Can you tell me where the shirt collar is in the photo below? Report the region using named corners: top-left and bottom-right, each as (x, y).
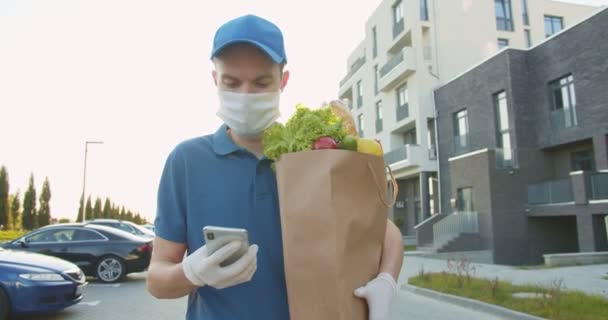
top-left (212, 124), bottom-right (241, 156)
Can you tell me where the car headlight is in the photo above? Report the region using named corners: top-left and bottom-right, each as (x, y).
top-left (19, 273), bottom-right (65, 281)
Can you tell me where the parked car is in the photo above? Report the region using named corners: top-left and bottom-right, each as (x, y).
top-left (141, 224), bottom-right (155, 233)
top-left (0, 224), bottom-right (152, 283)
top-left (0, 247), bottom-right (87, 319)
top-left (85, 219), bottom-right (155, 239)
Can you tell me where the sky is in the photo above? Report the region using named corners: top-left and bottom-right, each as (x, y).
top-left (1, 0), bottom-right (607, 223)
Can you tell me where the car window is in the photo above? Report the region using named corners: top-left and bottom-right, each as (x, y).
top-left (72, 229), bottom-right (105, 241)
top-left (128, 224), bottom-right (145, 235)
top-left (26, 230), bottom-right (57, 243)
top-left (118, 223), bottom-right (136, 234)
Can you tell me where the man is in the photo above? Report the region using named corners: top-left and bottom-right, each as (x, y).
top-left (146, 14), bottom-right (404, 320)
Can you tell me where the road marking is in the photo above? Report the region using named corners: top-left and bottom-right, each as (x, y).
top-left (89, 283), bottom-right (121, 288)
top-left (78, 300), bottom-right (101, 307)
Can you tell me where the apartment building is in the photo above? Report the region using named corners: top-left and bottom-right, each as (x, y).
top-left (338, 0), bottom-right (600, 240)
top-left (431, 8), bottom-right (608, 265)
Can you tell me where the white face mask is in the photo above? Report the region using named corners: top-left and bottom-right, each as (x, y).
top-left (217, 90), bottom-right (281, 138)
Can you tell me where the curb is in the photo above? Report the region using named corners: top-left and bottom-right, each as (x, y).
top-left (401, 284), bottom-right (547, 320)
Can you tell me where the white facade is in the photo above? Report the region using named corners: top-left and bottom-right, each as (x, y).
top-left (338, 0), bottom-right (600, 234)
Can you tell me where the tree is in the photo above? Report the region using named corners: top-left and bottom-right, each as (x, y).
top-left (10, 191), bottom-right (21, 230)
top-left (22, 174), bottom-right (37, 230)
top-left (85, 196), bottom-right (93, 221)
top-left (93, 198), bottom-right (102, 219)
top-left (119, 207), bottom-right (126, 220)
top-left (58, 218), bottom-right (71, 223)
top-left (126, 210), bottom-right (134, 222)
top-left (0, 166), bottom-right (8, 230)
top-left (102, 198), bottom-right (112, 219)
top-left (38, 177), bottom-right (51, 227)
top-left (111, 204), bottom-right (119, 219)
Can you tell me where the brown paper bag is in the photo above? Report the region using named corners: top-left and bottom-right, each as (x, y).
top-left (276, 149), bottom-right (397, 320)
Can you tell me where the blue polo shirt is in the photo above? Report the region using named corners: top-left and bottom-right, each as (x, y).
top-left (155, 125), bottom-right (289, 320)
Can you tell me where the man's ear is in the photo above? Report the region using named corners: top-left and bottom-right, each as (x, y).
top-left (280, 70), bottom-right (290, 92)
top-left (212, 70), bottom-right (218, 87)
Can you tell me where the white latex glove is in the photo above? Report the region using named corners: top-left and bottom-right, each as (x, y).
top-left (354, 272), bottom-right (397, 320)
top-left (182, 240), bottom-right (258, 289)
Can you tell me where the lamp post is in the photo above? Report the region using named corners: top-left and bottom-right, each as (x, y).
top-left (80, 141), bottom-right (103, 222)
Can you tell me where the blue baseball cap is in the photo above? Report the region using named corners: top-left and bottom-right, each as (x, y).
top-left (211, 14), bottom-right (287, 64)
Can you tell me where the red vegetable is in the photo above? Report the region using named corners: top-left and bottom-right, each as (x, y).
top-left (313, 137), bottom-right (338, 150)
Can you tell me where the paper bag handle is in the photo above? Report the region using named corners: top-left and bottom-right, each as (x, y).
top-left (367, 162), bottom-right (398, 208)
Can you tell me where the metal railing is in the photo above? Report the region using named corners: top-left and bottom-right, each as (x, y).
top-left (339, 56), bottom-right (366, 87)
top-left (591, 173), bottom-right (608, 200)
top-left (527, 178), bottom-right (573, 205)
top-left (384, 145), bottom-right (408, 165)
top-left (433, 211), bottom-right (479, 249)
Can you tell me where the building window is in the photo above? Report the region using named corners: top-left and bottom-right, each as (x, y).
top-left (453, 109), bottom-right (469, 154)
top-left (495, 0), bottom-right (514, 31)
top-left (396, 84), bottom-right (409, 121)
top-left (544, 15), bottom-right (563, 38)
top-left (549, 74), bottom-right (577, 128)
top-left (374, 65), bottom-right (379, 95)
top-left (456, 187), bottom-right (474, 212)
top-left (420, 0), bottom-right (429, 21)
top-left (372, 27), bottom-right (378, 59)
top-left (356, 80), bottom-right (363, 108)
top-left (498, 38), bottom-right (510, 50)
top-left (376, 101), bottom-right (383, 133)
top-left (571, 150), bottom-right (595, 172)
top-left (524, 29), bottom-right (532, 48)
top-left (494, 91), bottom-right (514, 167)
top-left (393, 0), bottom-right (404, 37)
top-left (357, 114), bottom-right (364, 137)
top-left (521, 0), bottom-right (530, 26)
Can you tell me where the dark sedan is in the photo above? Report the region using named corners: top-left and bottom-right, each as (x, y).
top-left (0, 224), bottom-right (152, 283)
top-left (0, 247), bottom-right (86, 319)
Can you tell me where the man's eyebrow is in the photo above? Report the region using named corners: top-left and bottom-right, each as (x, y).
top-left (220, 74), bottom-right (239, 82)
top-left (253, 75), bottom-right (274, 82)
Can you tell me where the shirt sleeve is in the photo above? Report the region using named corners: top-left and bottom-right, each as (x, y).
top-left (154, 147), bottom-right (188, 244)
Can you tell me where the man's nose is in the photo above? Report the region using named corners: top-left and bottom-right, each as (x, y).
top-left (237, 83), bottom-right (257, 94)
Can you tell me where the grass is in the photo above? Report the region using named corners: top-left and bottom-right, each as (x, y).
top-left (0, 230), bottom-right (26, 242)
top-left (409, 272), bottom-right (608, 320)
top-left (603, 276), bottom-right (608, 281)
top-left (403, 245), bottom-right (417, 252)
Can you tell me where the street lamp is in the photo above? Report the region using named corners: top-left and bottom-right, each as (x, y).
top-left (80, 141), bottom-right (104, 222)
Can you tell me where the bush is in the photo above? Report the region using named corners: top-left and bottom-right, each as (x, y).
top-left (0, 230), bottom-right (26, 242)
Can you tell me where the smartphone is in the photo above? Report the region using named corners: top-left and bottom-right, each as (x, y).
top-left (203, 226), bottom-right (249, 267)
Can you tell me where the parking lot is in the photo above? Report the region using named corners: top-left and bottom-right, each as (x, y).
top-left (14, 273), bottom-right (186, 320)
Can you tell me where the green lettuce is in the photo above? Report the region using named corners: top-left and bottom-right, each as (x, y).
top-left (263, 104), bottom-right (346, 161)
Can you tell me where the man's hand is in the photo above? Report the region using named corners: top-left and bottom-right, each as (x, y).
top-left (354, 272), bottom-right (397, 320)
top-left (182, 241), bottom-right (258, 289)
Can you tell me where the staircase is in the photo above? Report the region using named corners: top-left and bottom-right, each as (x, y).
top-left (418, 211), bottom-right (480, 253)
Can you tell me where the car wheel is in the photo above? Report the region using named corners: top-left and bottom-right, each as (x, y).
top-left (95, 255), bottom-right (126, 283)
top-left (0, 287), bottom-right (10, 320)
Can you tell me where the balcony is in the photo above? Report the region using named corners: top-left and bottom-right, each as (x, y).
top-left (591, 173), bottom-right (608, 200)
top-left (527, 179), bottom-right (573, 205)
top-left (550, 108), bottom-right (578, 129)
top-left (453, 134), bottom-right (470, 156)
top-left (384, 144), bottom-right (428, 171)
top-left (379, 47), bottom-right (416, 92)
top-left (339, 56), bottom-right (366, 89)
